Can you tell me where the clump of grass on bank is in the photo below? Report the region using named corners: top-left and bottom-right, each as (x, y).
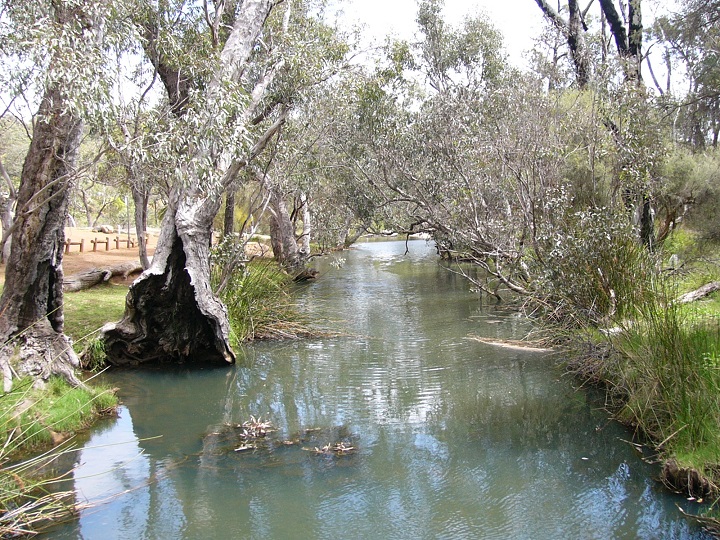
top-left (0, 376), bottom-right (118, 536)
top-left (213, 259), bottom-right (316, 345)
top-left (607, 300), bottom-right (720, 465)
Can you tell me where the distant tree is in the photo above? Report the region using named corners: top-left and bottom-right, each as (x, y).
top-left (653, 0), bottom-right (720, 149)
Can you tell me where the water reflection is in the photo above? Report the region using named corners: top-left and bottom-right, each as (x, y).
top-left (45, 240), bottom-right (711, 539)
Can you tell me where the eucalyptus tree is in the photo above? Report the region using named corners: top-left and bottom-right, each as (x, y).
top-left (102, 0), bottom-right (352, 366)
top-left (653, 0), bottom-right (720, 149)
top-left (0, 0), bottom-right (131, 389)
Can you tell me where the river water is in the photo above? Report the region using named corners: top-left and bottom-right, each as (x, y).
top-left (46, 240), bottom-right (710, 539)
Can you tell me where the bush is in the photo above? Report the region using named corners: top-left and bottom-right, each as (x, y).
top-left (529, 206), bottom-right (657, 329)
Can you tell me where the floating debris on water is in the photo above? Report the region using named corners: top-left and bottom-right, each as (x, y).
top-left (304, 441), bottom-right (356, 456)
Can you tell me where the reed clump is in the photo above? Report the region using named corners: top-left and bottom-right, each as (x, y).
top-left (211, 256), bottom-right (317, 345)
top-left (608, 298), bottom-right (720, 466)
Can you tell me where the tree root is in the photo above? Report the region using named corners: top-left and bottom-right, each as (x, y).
top-left (0, 321), bottom-right (83, 392)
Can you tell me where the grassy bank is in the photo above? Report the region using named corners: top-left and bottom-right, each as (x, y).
top-left (0, 284), bottom-right (125, 536)
top-left (560, 230), bottom-right (720, 528)
top-left (0, 376), bottom-right (118, 536)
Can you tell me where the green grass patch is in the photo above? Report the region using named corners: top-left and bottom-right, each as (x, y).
top-left (0, 376), bottom-right (117, 453)
top-left (62, 285), bottom-right (127, 347)
top-left (610, 306), bottom-right (720, 462)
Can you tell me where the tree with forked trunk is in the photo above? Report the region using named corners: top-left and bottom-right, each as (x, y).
top-left (533, 0), bottom-right (592, 88)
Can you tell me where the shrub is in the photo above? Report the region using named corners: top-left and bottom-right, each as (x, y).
top-left (529, 206), bottom-right (657, 329)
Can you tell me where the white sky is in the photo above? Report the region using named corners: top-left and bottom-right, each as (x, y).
top-left (335, 0), bottom-right (682, 72)
top-left (336, 0), bottom-right (545, 68)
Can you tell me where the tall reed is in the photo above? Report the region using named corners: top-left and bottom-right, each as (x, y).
top-left (610, 297), bottom-right (720, 463)
top-left (212, 258), bottom-right (314, 344)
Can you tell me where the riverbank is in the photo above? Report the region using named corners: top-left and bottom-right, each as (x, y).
top-left (558, 234), bottom-right (720, 533)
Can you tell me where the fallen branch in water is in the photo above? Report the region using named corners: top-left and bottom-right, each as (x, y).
top-left (467, 336), bottom-right (556, 352)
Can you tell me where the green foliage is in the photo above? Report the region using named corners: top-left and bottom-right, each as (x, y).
top-left (0, 118), bottom-right (30, 185)
top-left (81, 338), bottom-right (108, 372)
top-left (530, 206), bottom-right (657, 328)
top-left (675, 150), bottom-right (720, 240)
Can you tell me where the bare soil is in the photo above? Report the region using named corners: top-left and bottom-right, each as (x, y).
top-left (60, 227), bottom-right (158, 274)
top-left (0, 228), bottom-right (158, 287)
top-left (0, 228), bottom-right (272, 287)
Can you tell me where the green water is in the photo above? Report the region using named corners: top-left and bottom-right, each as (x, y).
top-left (47, 240), bottom-right (710, 539)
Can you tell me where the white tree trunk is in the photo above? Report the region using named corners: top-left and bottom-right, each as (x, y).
top-left (103, 0), bottom-right (278, 366)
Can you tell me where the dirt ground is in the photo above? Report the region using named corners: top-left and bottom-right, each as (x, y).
top-left (61, 227), bottom-right (158, 274)
top-left (0, 228), bottom-right (158, 286)
top-left (0, 228), bottom-right (272, 285)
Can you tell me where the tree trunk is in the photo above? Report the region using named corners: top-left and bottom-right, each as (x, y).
top-left (268, 187), bottom-right (301, 270)
top-left (599, 0), bottom-right (643, 82)
top-left (299, 192), bottom-right (311, 259)
top-left (534, 0), bottom-right (591, 88)
top-left (101, 0), bottom-right (280, 367)
top-left (131, 183), bottom-right (151, 269)
top-left (103, 189), bottom-right (233, 366)
top-left (0, 159), bottom-right (16, 264)
top-left (0, 196), bottom-right (13, 264)
top-left (567, 0), bottom-right (590, 88)
top-left (224, 189), bottom-right (236, 237)
top-left (0, 84), bottom-right (83, 390)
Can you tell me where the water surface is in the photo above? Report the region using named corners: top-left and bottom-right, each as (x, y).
top-left (47, 240), bottom-right (710, 539)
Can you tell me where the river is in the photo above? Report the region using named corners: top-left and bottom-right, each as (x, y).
top-left (45, 240), bottom-right (711, 539)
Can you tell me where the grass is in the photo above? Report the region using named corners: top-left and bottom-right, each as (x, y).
top-left (213, 259), bottom-right (317, 346)
top-left (0, 285), bottom-right (124, 535)
top-left (62, 285), bottom-right (127, 346)
top-left (608, 301), bottom-right (720, 463)
top-left (0, 377), bottom-right (117, 453)
top-left (0, 376), bottom-right (118, 536)
top-left (554, 228), bottom-right (720, 525)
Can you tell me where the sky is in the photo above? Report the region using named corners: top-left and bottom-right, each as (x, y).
top-left (334, 0), bottom-right (682, 72)
top-left (336, 0), bottom-right (545, 68)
